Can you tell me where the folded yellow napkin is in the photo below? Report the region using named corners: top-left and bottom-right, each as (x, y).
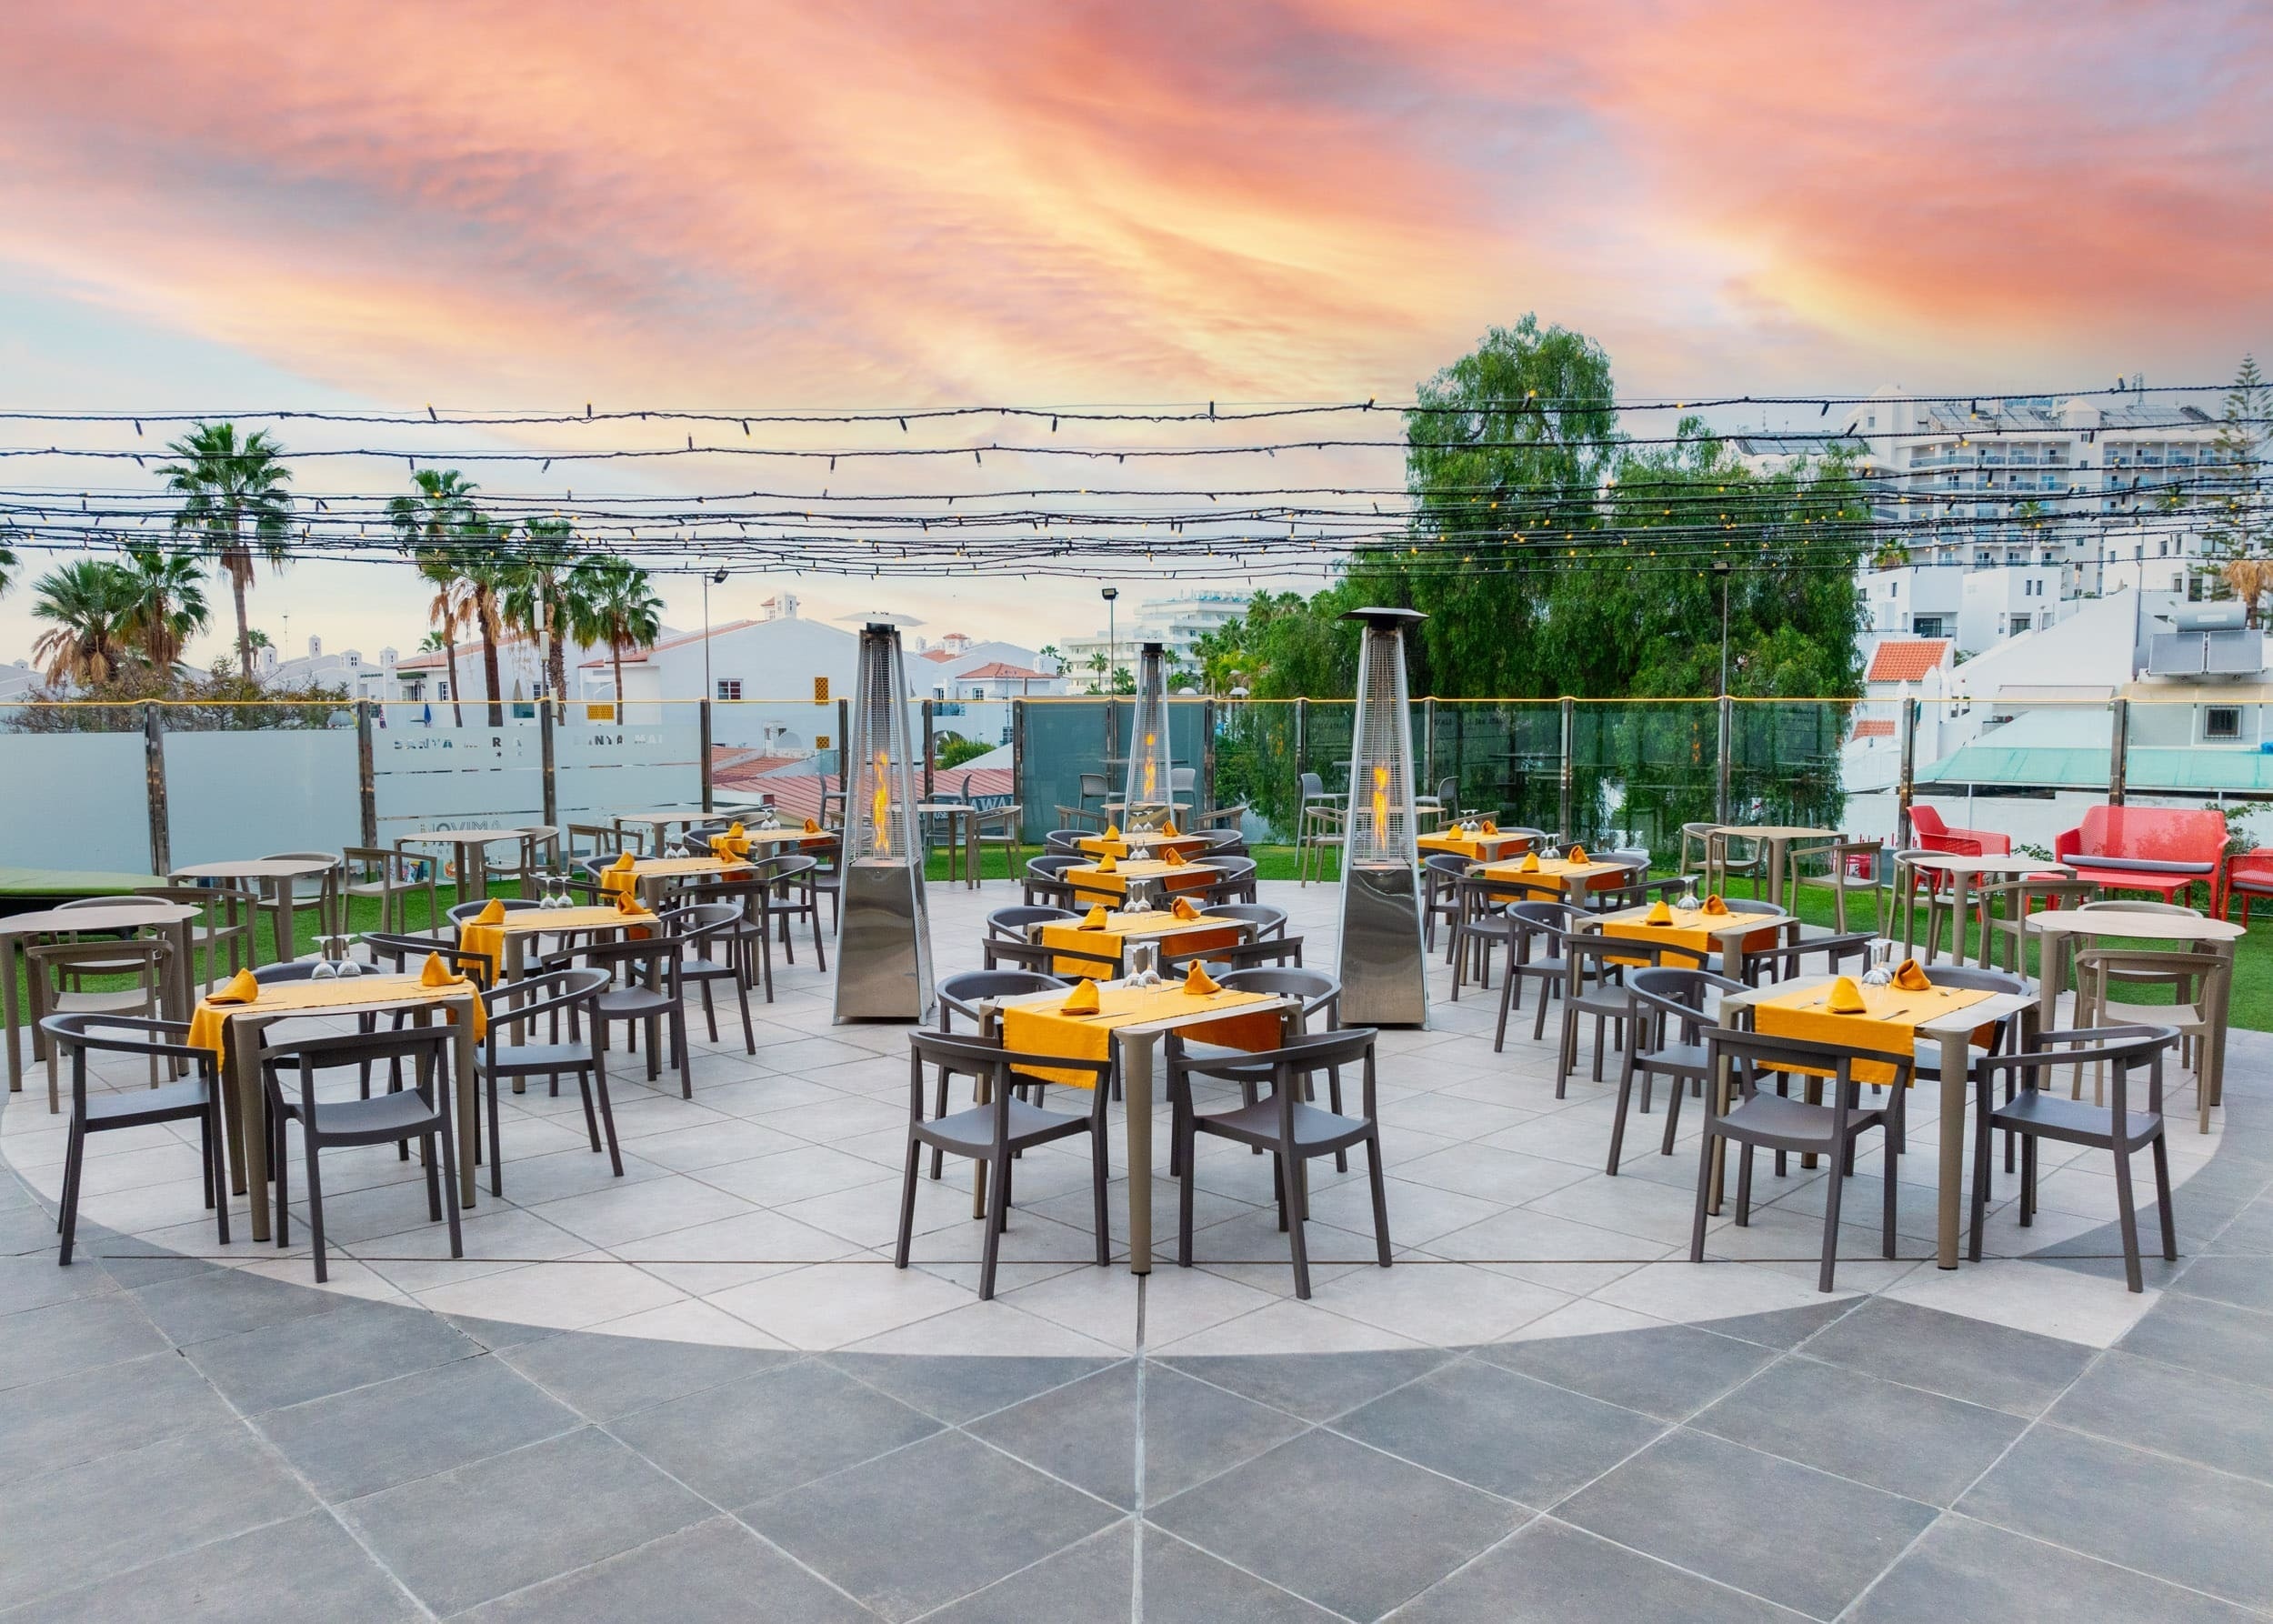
top-left (1892, 957), bottom-right (1933, 992)
top-left (802, 817), bottom-right (820, 834)
top-left (1518, 851), bottom-right (1541, 872)
top-left (1163, 847), bottom-right (1188, 867)
top-left (610, 849), bottom-right (637, 871)
top-left (1479, 819), bottom-right (1498, 835)
top-left (727, 821), bottom-right (746, 837)
top-left (1825, 976), bottom-right (1867, 1014)
top-left (1645, 900), bottom-right (1673, 925)
top-left (1102, 823), bottom-right (1121, 841)
top-left (1183, 959), bottom-right (1222, 996)
top-left (1096, 854), bottom-right (1118, 874)
top-left (1702, 894), bottom-right (1730, 916)
top-left (474, 897), bottom-right (506, 927)
top-left (711, 834), bottom-right (750, 860)
top-left (1170, 897), bottom-right (1201, 921)
top-left (1060, 978), bottom-right (1101, 1014)
top-left (1567, 845), bottom-right (1589, 866)
top-left (1161, 818), bottom-right (1179, 837)
top-left (614, 890), bottom-right (645, 916)
top-left (420, 952), bottom-right (463, 987)
top-left (208, 967), bottom-right (259, 1005)
top-left (1078, 905), bottom-right (1110, 930)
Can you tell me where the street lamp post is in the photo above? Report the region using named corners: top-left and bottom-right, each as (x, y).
top-left (1715, 559), bottom-right (1732, 697)
top-left (1100, 586), bottom-right (1118, 696)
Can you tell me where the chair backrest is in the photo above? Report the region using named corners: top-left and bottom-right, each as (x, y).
top-left (1044, 830), bottom-right (1088, 853)
top-left (1507, 897), bottom-right (1587, 934)
top-left (1907, 806), bottom-right (1948, 840)
top-left (1205, 856), bottom-right (1257, 881)
top-left (986, 905), bottom-right (1075, 938)
top-left (938, 970), bottom-right (1066, 1021)
top-left (39, 1011), bottom-right (209, 1070)
top-left (1198, 829), bottom-right (1245, 851)
top-left (2068, 805), bottom-right (2226, 865)
top-left (1205, 902), bottom-right (1287, 937)
top-left (910, 1027), bottom-right (1112, 1097)
top-left (56, 895), bottom-right (170, 914)
top-left (1298, 772), bottom-right (1326, 800)
top-left (2078, 897), bottom-right (2200, 917)
top-left (1423, 852), bottom-right (1471, 879)
top-left (1436, 777), bottom-right (1457, 803)
top-left (1919, 965), bottom-right (2028, 995)
top-left (1627, 965), bottom-right (1747, 1030)
top-left (448, 897), bottom-right (543, 924)
top-left (361, 932), bottom-right (492, 987)
top-left (252, 960), bottom-right (326, 984)
top-left (265, 850), bottom-right (340, 866)
top-left (566, 822), bottom-right (623, 858)
top-left (2075, 947), bottom-right (2228, 996)
top-left (486, 965), bottom-right (611, 1028)
top-left (1078, 773), bottom-right (1109, 798)
top-left (259, 1024), bottom-right (455, 1114)
top-left (1161, 936), bottom-right (1304, 974)
top-left (1567, 931), bottom-right (1707, 975)
top-left (1170, 767), bottom-right (1197, 794)
top-left (1707, 1025), bottom-right (1913, 1105)
top-left (1026, 853), bottom-right (1080, 877)
top-left (28, 938), bottom-right (169, 985)
top-left (1980, 1024), bottom-right (2178, 1117)
top-left (1218, 966), bottom-right (1339, 1021)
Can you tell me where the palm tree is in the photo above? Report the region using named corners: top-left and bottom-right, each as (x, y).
top-left (156, 422), bottom-right (293, 679)
top-left (115, 546), bottom-right (211, 670)
top-left (569, 556), bottom-right (663, 719)
top-left (456, 517), bottom-right (512, 727)
top-left (389, 470), bottom-right (481, 726)
top-left (31, 560), bottom-right (135, 687)
top-left (501, 519), bottom-right (581, 715)
top-left (0, 525), bottom-right (21, 601)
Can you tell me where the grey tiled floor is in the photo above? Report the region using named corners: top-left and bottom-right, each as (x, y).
top-left (6, 881), bottom-right (2273, 1618)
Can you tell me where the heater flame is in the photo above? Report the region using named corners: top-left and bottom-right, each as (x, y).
top-left (1371, 764), bottom-right (1388, 849)
top-left (1142, 732), bottom-right (1157, 799)
top-left (872, 749), bottom-right (890, 857)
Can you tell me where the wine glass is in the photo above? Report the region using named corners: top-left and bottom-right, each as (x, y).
top-left (1128, 940), bottom-right (1158, 987)
top-left (1861, 937), bottom-right (1896, 987)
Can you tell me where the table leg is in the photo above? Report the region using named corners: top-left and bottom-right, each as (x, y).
top-left (966, 816), bottom-right (980, 889)
top-left (2038, 929), bottom-right (2066, 1035)
top-left (272, 879), bottom-right (296, 964)
top-left (236, 1017), bottom-right (271, 1238)
top-left (507, 934), bottom-right (528, 1090)
top-left (453, 998), bottom-right (478, 1209)
top-left (1123, 1030), bottom-right (1157, 1274)
top-left (3, 937), bottom-right (21, 1094)
top-left (1937, 1030), bottom-right (1968, 1268)
top-left (1705, 1039), bottom-right (1730, 1215)
top-left (1898, 864), bottom-right (1918, 962)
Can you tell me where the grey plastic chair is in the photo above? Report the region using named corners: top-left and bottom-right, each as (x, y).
top-left (472, 967), bottom-right (615, 1197)
top-left (986, 905), bottom-right (1075, 940)
top-left (1616, 967), bottom-right (1747, 1174)
top-left (1554, 930), bottom-right (1709, 1093)
top-left (929, 970), bottom-right (1067, 1176)
top-left (44, 1013), bottom-right (229, 1265)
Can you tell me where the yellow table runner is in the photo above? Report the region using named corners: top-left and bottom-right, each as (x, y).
top-left (1036, 912), bottom-right (1242, 977)
top-left (188, 973), bottom-right (487, 1059)
top-left (1477, 857), bottom-right (1623, 893)
top-left (459, 906), bottom-right (658, 976)
top-left (1419, 831), bottom-right (1531, 861)
top-left (1751, 980), bottom-right (1995, 1086)
top-left (1066, 859), bottom-right (1217, 905)
top-left (1601, 907), bottom-right (1781, 967)
top-left (1002, 983), bottom-right (1283, 1088)
top-left (598, 855), bottom-right (752, 900)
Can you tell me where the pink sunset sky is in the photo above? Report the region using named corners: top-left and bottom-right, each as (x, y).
top-left (2, 0), bottom-right (2268, 668)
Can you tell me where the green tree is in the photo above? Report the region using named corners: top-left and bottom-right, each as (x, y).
top-left (115, 546), bottom-right (212, 669)
top-left (0, 525), bottom-right (19, 600)
top-left (456, 517), bottom-right (513, 728)
top-left (502, 518), bottom-right (583, 714)
top-left (570, 556), bottom-right (663, 717)
top-left (30, 559), bottom-right (136, 686)
top-left (156, 422), bottom-right (293, 680)
top-left (389, 469), bottom-right (485, 726)
top-left (2203, 355), bottom-right (2273, 587)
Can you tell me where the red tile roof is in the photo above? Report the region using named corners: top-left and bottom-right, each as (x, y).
top-left (1852, 718), bottom-right (1897, 738)
top-left (956, 661), bottom-right (1044, 680)
top-left (919, 649), bottom-right (955, 663)
top-left (1867, 639), bottom-right (1951, 683)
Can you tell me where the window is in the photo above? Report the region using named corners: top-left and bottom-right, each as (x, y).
top-left (1913, 615), bottom-right (1947, 637)
top-left (716, 679), bottom-right (742, 700)
top-left (2008, 614), bottom-right (2031, 634)
top-left (436, 682), bottom-right (449, 700)
top-left (2208, 707), bottom-right (2241, 741)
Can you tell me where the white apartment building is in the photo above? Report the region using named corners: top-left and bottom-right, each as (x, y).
top-left (914, 637), bottom-right (1067, 747)
top-left (1057, 589), bottom-right (1250, 689)
top-left (578, 612), bottom-right (852, 751)
top-left (396, 631), bottom-right (611, 715)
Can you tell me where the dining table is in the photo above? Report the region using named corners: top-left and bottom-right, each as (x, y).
top-left (1717, 971), bottom-right (2039, 1268)
top-left (191, 972), bottom-right (486, 1240)
top-left (1, 899), bottom-right (203, 1099)
top-left (595, 854), bottom-right (756, 912)
top-left (1027, 907), bottom-right (1257, 977)
top-left (977, 979), bottom-right (1298, 1272)
top-left (916, 803), bottom-right (985, 890)
top-left (1898, 852), bottom-right (2073, 965)
top-left (1706, 825), bottom-right (1837, 907)
top-left (612, 805), bottom-right (772, 854)
top-left (392, 829), bottom-right (534, 904)
top-left (1418, 828), bottom-right (1535, 864)
top-left (1062, 857), bottom-right (1219, 909)
top-left (168, 857), bottom-right (341, 962)
top-left (2028, 907), bottom-right (2243, 1129)
top-left (1591, 901), bottom-right (1787, 978)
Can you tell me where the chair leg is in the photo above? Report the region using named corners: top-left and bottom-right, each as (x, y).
top-left (2151, 1135), bottom-right (2177, 1262)
top-left (1089, 1124), bottom-right (1110, 1268)
top-left (2110, 1137), bottom-right (2145, 1293)
top-left (978, 1149), bottom-right (1008, 1300)
top-left (1688, 1128), bottom-right (1716, 1263)
top-left (56, 1118), bottom-right (85, 1265)
top-left (1366, 1132), bottom-right (1392, 1267)
top-left (1968, 1099), bottom-right (1994, 1263)
top-left (1881, 1128), bottom-right (1898, 1259)
top-left (1285, 1146), bottom-right (1313, 1299)
top-left (303, 1120), bottom-right (329, 1284)
top-left (929, 1066), bottom-right (950, 1180)
top-left (895, 1133), bottom-right (920, 1269)
top-left (1608, 1049), bottom-right (1638, 1175)
top-left (1177, 1114), bottom-right (1197, 1267)
top-left (433, 1110), bottom-right (464, 1261)
top-left (1736, 1143), bottom-right (1754, 1225)
top-left (1816, 1134), bottom-right (1846, 1293)
top-left (1659, 1067), bottom-right (1687, 1157)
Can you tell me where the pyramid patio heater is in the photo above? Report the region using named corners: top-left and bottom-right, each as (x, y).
top-left (832, 617), bottom-right (935, 1022)
top-left (1121, 641), bottom-right (1175, 832)
top-left (1337, 607), bottom-right (1428, 1027)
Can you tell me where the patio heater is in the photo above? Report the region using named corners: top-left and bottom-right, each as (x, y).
top-left (832, 617), bottom-right (935, 1022)
top-left (1337, 607), bottom-right (1428, 1027)
top-left (1121, 640), bottom-right (1175, 832)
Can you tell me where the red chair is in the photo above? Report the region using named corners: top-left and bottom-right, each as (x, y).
top-left (2055, 807), bottom-right (2227, 913)
top-left (1908, 805), bottom-right (2010, 858)
top-left (2226, 848), bottom-right (2273, 924)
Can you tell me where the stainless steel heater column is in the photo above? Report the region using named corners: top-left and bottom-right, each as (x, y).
top-left (1121, 641), bottom-right (1175, 832)
top-left (833, 619), bottom-right (936, 1022)
top-left (1337, 607), bottom-right (1428, 1027)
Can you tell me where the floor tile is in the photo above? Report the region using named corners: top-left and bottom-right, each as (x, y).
top-left (825, 1350), bottom-right (1114, 1424)
top-left (2170, 1253), bottom-right (2273, 1314)
top-left (705, 1260), bottom-right (975, 1348)
top-left (500, 1327), bottom-right (796, 1419)
top-left (1160, 1345), bottom-right (1457, 1422)
top-left (2116, 1290), bottom-right (2273, 1389)
top-left (1690, 1354), bottom-right (2026, 1505)
top-left (1477, 1314), bottom-right (1777, 1421)
top-left (919, 1521), bottom-right (1133, 1624)
top-left (130, 1265), bottom-right (338, 1344)
top-left (1883, 1258), bottom-right (2158, 1348)
top-left (1392, 1516), bottom-right (1804, 1622)
top-left (0, 1289), bottom-right (172, 1391)
top-left (338, 1427), bottom-right (713, 1616)
top-left (1557, 1428), bottom-right (1937, 1619)
top-left (1141, 1528), bottom-right (1343, 1623)
top-left (610, 1358), bottom-right (942, 1505)
top-left (0, 1348), bottom-right (235, 1480)
top-left (455, 1516), bottom-right (875, 1624)
top-left (1847, 1511), bottom-right (2260, 1624)
top-left (185, 1295), bottom-right (479, 1413)
top-left (1958, 1421), bottom-right (2273, 1609)
top-left (1799, 1296), bottom-right (2093, 1416)
top-left (255, 1356), bottom-right (579, 1499)
top-left (741, 1429), bottom-right (1121, 1623)
top-left (2048, 1348), bottom-right (2273, 1485)
top-left (1337, 1357), bottom-right (1664, 1505)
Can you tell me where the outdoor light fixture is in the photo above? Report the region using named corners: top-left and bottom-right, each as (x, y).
top-left (833, 615), bottom-right (934, 1022)
top-left (1337, 606), bottom-right (1428, 1026)
top-left (1101, 586), bottom-right (1119, 695)
top-left (1121, 640), bottom-right (1173, 832)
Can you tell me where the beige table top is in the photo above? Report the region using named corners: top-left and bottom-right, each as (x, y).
top-left (171, 857), bottom-right (338, 881)
top-left (1710, 824), bottom-right (1836, 841)
top-left (1724, 972), bottom-right (2037, 1038)
top-left (396, 828), bottom-right (532, 845)
top-left (1, 901), bottom-right (202, 937)
top-left (985, 980), bottom-right (1296, 1038)
top-left (2028, 908), bottom-right (2244, 943)
top-left (614, 807), bottom-right (766, 827)
top-left (1591, 903), bottom-right (1784, 937)
top-left (1902, 853), bottom-right (2070, 877)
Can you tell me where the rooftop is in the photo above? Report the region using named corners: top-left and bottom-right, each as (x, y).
top-left (1867, 637), bottom-right (1953, 682)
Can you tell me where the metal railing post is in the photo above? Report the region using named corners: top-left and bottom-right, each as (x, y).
top-left (1715, 694), bottom-right (1734, 825)
top-left (1558, 697), bottom-right (1576, 841)
top-left (2108, 697), bottom-right (2129, 805)
top-left (1897, 697), bottom-right (1918, 845)
top-left (1201, 697), bottom-right (1217, 817)
top-left (1011, 699), bottom-right (1026, 842)
top-left (143, 702), bottom-right (171, 877)
top-left (1294, 696), bottom-right (1308, 780)
top-left (539, 699), bottom-right (559, 827)
top-left (1422, 697), bottom-right (1436, 795)
top-left (922, 699), bottom-right (936, 800)
top-left (356, 700), bottom-right (377, 847)
top-left (836, 697), bottom-right (849, 777)
top-left (696, 699), bottom-right (713, 813)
